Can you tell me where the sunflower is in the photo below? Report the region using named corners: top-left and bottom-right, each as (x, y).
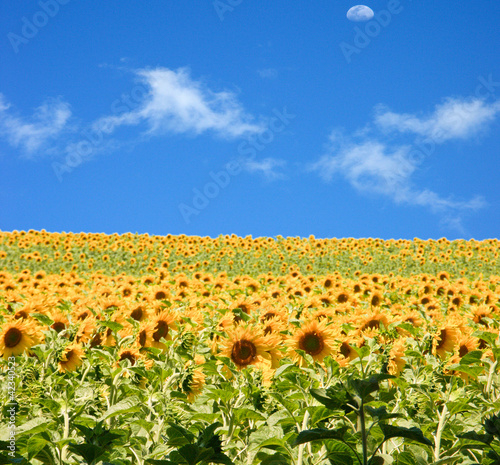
top-left (368, 290), bottom-right (384, 307)
top-left (358, 311), bottom-right (390, 333)
top-left (125, 304), bottom-right (149, 322)
top-left (287, 319), bottom-right (337, 366)
top-left (220, 325), bottom-right (274, 369)
top-left (49, 311), bottom-right (70, 334)
top-left (471, 305), bottom-right (494, 327)
top-left (387, 339), bottom-right (406, 376)
top-left (75, 317), bottom-right (98, 344)
top-left (0, 319), bottom-right (39, 358)
top-left (456, 335), bottom-right (479, 358)
top-left (136, 320), bottom-right (155, 348)
top-left (182, 360), bottom-right (206, 402)
top-left (433, 326), bottom-right (459, 359)
top-left (150, 310), bottom-right (177, 350)
top-left (337, 340), bottom-right (359, 367)
top-left (58, 343), bottom-right (85, 372)
top-left (116, 345), bottom-right (152, 370)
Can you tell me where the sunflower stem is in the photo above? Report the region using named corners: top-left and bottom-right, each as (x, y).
top-left (297, 409), bottom-right (310, 465)
top-left (358, 399), bottom-right (368, 465)
top-left (80, 361), bottom-right (92, 385)
top-left (485, 360), bottom-right (498, 398)
top-left (60, 401), bottom-right (70, 464)
top-left (433, 403), bottom-right (448, 462)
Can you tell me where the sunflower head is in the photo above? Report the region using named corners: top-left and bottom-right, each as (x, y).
top-left (58, 344), bottom-right (85, 373)
top-left (287, 319), bottom-right (337, 366)
top-left (220, 325), bottom-right (274, 370)
top-left (433, 326), bottom-right (459, 359)
top-left (0, 319), bottom-right (40, 358)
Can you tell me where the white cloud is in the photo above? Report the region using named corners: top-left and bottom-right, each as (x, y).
top-left (309, 95), bottom-right (498, 228)
top-left (240, 157), bottom-right (286, 180)
top-left (375, 97), bottom-right (500, 142)
top-left (96, 67), bottom-right (264, 139)
top-left (310, 130), bottom-right (486, 221)
top-left (0, 94), bottom-right (71, 156)
top-left (257, 68), bottom-right (278, 79)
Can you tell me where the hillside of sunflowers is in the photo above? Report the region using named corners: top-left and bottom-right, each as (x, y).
top-left (1, 230), bottom-right (500, 465)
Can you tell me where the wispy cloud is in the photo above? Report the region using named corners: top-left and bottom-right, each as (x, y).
top-left (310, 96), bottom-right (496, 230)
top-left (0, 93), bottom-right (71, 157)
top-left (240, 157), bottom-right (286, 180)
top-left (95, 67), bottom-right (264, 139)
top-left (375, 97), bottom-right (500, 142)
top-left (257, 68), bottom-right (278, 79)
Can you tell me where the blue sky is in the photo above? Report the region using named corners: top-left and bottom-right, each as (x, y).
top-left (1, 1), bottom-right (499, 240)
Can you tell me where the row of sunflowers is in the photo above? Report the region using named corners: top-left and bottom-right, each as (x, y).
top-left (1, 230), bottom-right (499, 278)
top-left (1, 231), bottom-right (500, 464)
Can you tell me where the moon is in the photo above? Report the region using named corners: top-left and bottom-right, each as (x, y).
top-left (346, 5), bottom-right (374, 22)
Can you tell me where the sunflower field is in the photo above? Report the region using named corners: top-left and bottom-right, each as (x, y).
top-left (1, 230), bottom-right (500, 465)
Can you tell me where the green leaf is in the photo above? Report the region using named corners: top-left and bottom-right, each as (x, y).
top-left (16, 417), bottom-right (53, 435)
top-left (99, 320), bottom-right (124, 332)
top-left (310, 387), bottom-right (353, 411)
top-left (164, 424), bottom-right (196, 447)
top-left (273, 363), bottom-right (296, 379)
top-left (177, 444), bottom-right (205, 465)
top-left (308, 406), bottom-right (337, 427)
top-left (68, 443), bottom-right (106, 464)
top-left (98, 396), bottom-right (141, 422)
top-left (26, 436), bottom-right (49, 460)
top-left (457, 431), bottom-right (494, 445)
top-left (255, 438), bottom-right (288, 451)
top-left (395, 451), bottom-right (417, 465)
top-left (459, 350), bottom-right (483, 365)
top-left (351, 374), bottom-right (396, 400)
top-left (327, 441), bottom-right (355, 465)
top-left (292, 427), bottom-right (348, 446)
top-left (29, 313), bottom-right (54, 326)
top-left (233, 408), bottom-right (265, 424)
top-left (379, 424), bottom-right (433, 446)
top-left (257, 452), bottom-right (290, 465)
top-left (429, 456), bottom-right (462, 465)
top-left (365, 406), bottom-right (403, 421)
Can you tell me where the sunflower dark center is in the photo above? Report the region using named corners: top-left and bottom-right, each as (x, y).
top-left (231, 340), bottom-right (257, 366)
top-left (436, 329), bottom-right (447, 349)
top-left (52, 322), bottom-right (66, 333)
top-left (64, 350), bottom-right (75, 362)
top-left (337, 293), bottom-right (349, 303)
top-left (459, 344), bottom-right (469, 357)
top-left (363, 319), bottom-right (380, 331)
top-left (5, 328), bottom-right (22, 348)
top-left (300, 332), bottom-right (324, 356)
top-left (119, 352), bottom-right (136, 365)
top-left (340, 342), bottom-right (351, 358)
top-left (138, 330), bottom-right (147, 346)
top-left (153, 321), bottom-right (169, 341)
top-left (131, 307), bottom-right (143, 321)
